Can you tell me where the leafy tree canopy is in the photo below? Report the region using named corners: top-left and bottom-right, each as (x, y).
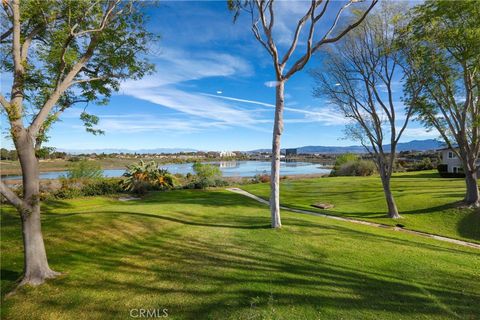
top-left (0, 0), bottom-right (156, 141)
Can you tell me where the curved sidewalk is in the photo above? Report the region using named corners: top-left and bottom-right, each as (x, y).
top-left (226, 187), bottom-right (480, 250)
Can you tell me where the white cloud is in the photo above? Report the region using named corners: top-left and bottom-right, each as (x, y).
top-left (203, 93), bottom-right (349, 126)
top-left (272, 1), bottom-right (313, 46)
top-left (201, 93), bottom-right (275, 108)
top-left (400, 127), bottom-right (439, 139)
top-left (98, 115), bottom-right (226, 134)
top-left (118, 48), bottom-right (261, 132)
top-left (295, 107), bottom-right (350, 126)
top-left (126, 86), bottom-right (256, 125)
top-left (118, 46), bottom-right (351, 134)
top-left (264, 81), bottom-right (280, 88)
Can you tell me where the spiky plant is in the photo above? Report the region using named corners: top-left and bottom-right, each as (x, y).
top-left (121, 161), bottom-right (175, 193)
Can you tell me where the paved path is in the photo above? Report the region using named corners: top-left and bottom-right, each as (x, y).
top-left (226, 188), bottom-right (480, 250)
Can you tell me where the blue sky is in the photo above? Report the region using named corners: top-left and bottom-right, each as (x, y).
top-left (1, 1), bottom-right (436, 152)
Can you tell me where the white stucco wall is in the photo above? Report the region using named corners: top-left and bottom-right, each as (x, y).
top-left (441, 150), bottom-right (462, 173)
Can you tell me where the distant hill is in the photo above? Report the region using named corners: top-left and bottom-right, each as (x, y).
top-left (250, 139), bottom-right (445, 154)
top-left (59, 139), bottom-right (444, 155)
top-left (60, 148), bottom-right (197, 155)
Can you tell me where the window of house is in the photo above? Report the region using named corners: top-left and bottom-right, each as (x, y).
top-left (448, 151), bottom-right (456, 159)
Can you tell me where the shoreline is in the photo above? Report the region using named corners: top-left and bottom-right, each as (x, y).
top-left (1, 160), bottom-right (332, 179)
top-left (0, 158), bottom-right (334, 176)
top-left (2, 172), bottom-right (330, 187)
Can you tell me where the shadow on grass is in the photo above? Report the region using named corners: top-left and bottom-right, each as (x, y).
top-left (27, 225), bottom-right (480, 319)
top-left (457, 209), bottom-right (480, 241)
top-left (52, 210), bottom-right (272, 230)
top-left (391, 172), bottom-right (443, 179)
top-left (2, 188), bottom-right (479, 318)
top-left (2, 198), bottom-right (479, 319)
top-left (0, 269), bottom-right (21, 281)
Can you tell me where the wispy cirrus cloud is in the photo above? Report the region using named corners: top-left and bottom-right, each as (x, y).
top-left (203, 93), bottom-right (349, 126)
top-left (99, 116), bottom-right (227, 134)
top-left (122, 47), bottom-right (253, 89)
top-left (116, 44), bottom-right (349, 134)
top-left (400, 127), bottom-right (439, 139)
top-left (124, 86), bottom-right (258, 125)
top-left (117, 48), bottom-right (265, 132)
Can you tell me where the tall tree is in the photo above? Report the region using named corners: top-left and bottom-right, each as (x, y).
top-left (312, 2), bottom-right (418, 218)
top-left (0, 0), bottom-right (155, 286)
top-left (400, 0), bottom-right (480, 207)
top-left (229, 0), bottom-right (377, 228)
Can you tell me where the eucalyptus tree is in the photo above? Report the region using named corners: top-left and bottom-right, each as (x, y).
top-left (229, 0), bottom-right (377, 228)
top-left (0, 0), bottom-right (155, 286)
top-left (312, 2), bottom-right (419, 218)
top-left (400, 0), bottom-right (480, 207)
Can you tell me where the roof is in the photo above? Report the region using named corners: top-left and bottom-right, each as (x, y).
top-left (436, 146), bottom-right (459, 151)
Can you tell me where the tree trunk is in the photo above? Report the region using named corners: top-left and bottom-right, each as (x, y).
top-left (270, 80), bottom-right (285, 228)
top-left (20, 203), bottom-right (59, 285)
top-left (15, 130), bottom-right (59, 286)
top-left (378, 162), bottom-right (401, 219)
top-left (464, 164), bottom-right (480, 207)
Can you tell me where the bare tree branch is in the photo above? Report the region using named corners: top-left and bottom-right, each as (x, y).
top-left (284, 0), bottom-right (377, 79)
top-left (0, 180), bottom-right (27, 212)
top-left (0, 26), bottom-right (13, 42)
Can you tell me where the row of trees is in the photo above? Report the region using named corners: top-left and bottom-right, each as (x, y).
top-left (314, 0), bottom-right (480, 218)
top-left (1, 147), bottom-right (67, 160)
top-left (231, 0), bottom-right (479, 222)
top-left (0, 0), bottom-right (478, 287)
top-left (0, 148), bottom-right (18, 161)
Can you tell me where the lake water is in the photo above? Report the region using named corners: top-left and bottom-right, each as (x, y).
top-left (1, 161), bottom-right (331, 181)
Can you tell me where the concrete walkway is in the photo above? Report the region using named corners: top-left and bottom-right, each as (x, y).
top-left (226, 187), bottom-right (480, 250)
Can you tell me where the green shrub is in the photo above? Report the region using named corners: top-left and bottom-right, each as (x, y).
top-left (192, 162), bottom-right (222, 179)
top-left (52, 180), bottom-right (83, 199)
top-left (409, 158), bottom-right (435, 171)
top-left (51, 178), bottom-right (123, 199)
top-left (437, 164), bottom-right (448, 173)
top-left (437, 164), bottom-right (465, 178)
top-left (65, 159), bottom-right (103, 179)
top-left (81, 179), bottom-right (123, 196)
top-left (331, 153), bottom-right (360, 176)
top-left (184, 163), bottom-right (227, 189)
top-left (337, 160), bottom-right (376, 176)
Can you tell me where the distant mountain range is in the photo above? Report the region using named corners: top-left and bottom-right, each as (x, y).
top-left (59, 148), bottom-right (197, 155)
top-left (59, 139), bottom-right (445, 155)
top-left (249, 139), bottom-right (445, 154)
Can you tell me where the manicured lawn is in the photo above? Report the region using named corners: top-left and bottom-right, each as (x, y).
top-left (1, 189), bottom-right (479, 319)
top-left (242, 170), bottom-right (480, 243)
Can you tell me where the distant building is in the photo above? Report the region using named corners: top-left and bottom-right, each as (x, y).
top-left (285, 148), bottom-right (297, 157)
top-left (219, 151), bottom-right (235, 157)
top-left (438, 147), bottom-right (479, 174)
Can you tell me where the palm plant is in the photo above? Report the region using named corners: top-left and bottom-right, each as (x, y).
top-left (121, 160), bottom-right (174, 193)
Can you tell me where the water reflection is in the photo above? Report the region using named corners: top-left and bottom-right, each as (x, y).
top-left (2, 161), bottom-right (331, 180)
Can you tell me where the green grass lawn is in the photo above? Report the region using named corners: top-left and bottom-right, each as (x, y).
top-left (1, 189), bottom-right (479, 319)
top-left (242, 170), bottom-right (480, 243)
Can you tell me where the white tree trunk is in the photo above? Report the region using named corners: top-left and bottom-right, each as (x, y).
top-left (381, 177), bottom-right (401, 219)
top-left (378, 160), bottom-right (401, 219)
top-left (270, 80), bottom-right (285, 228)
